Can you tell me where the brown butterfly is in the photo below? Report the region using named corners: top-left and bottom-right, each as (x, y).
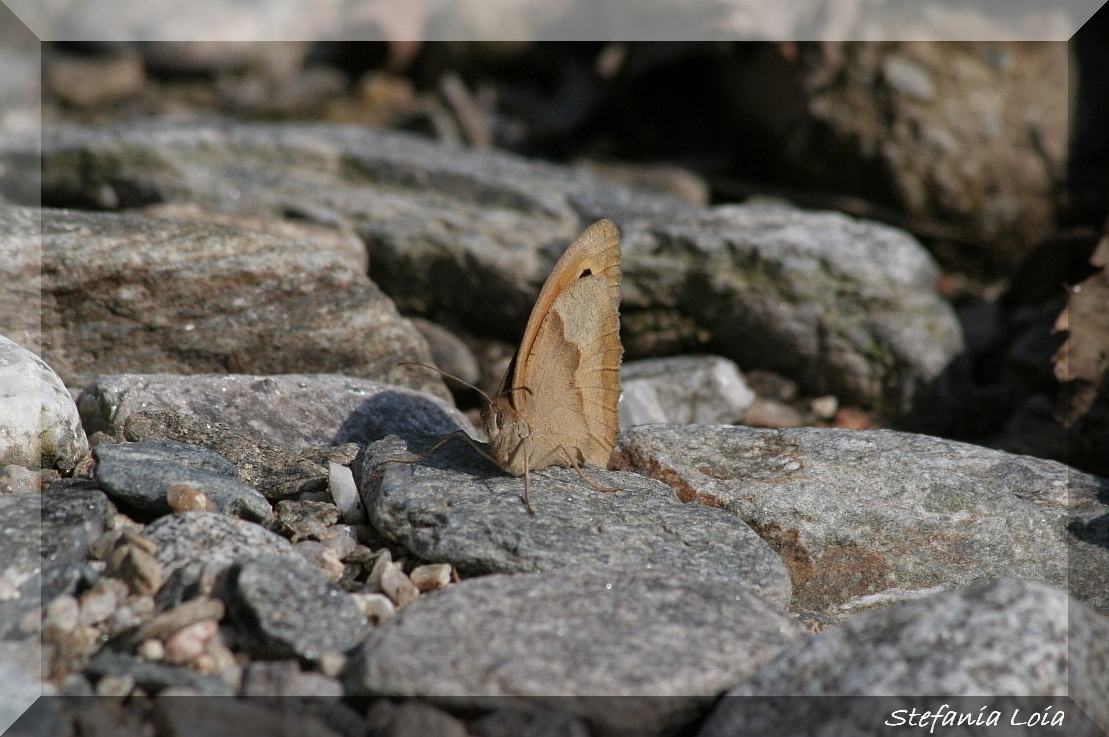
top-left (481, 218), bottom-right (623, 511)
top-left (400, 219), bottom-right (623, 514)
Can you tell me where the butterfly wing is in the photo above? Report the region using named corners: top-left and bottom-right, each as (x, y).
top-left (511, 218), bottom-right (621, 389)
top-left (489, 219), bottom-right (621, 472)
top-left (518, 272), bottom-right (622, 469)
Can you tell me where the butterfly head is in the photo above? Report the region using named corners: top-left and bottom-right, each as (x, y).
top-left (481, 391), bottom-right (532, 475)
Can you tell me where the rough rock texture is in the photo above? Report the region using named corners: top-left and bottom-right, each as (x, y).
top-left (789, 42), bottom-right (1067, 275)
top-left (78, 373), bottom-right (471, 452)
top-left (356, 436), bottom-right (792, 608)
top-left (346, 566), bottom-right (804, 737)
top-left (143, 511), bottom-right (301, 579)
top-left (84, 650), bottom-right (234, 696)
top-left (9, 122), bottom-right (965, 429)
top-left (699, 578), bottom-right (1109, 736)
top-left (226, 557), bottom-right (369, 661)
top-left (611, 424), bottom-right (1109, 617)
top-left (619, 206), bottom-right (967, 432)
top-left (117, 410), bottom-right (329, 502)
top-left (620, 354), bottom-right (754, 427)
top-left (0, 206), bottom-right (447, 398)
top-left (0, 335), bottom-right (89, 470)
top-left (150, 696), bottom-right (344, 737)
top-left (93, 439), bottom-right (272, 522)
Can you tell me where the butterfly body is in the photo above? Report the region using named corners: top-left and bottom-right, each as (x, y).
top-left (481, 219), bottom-right (623, 482)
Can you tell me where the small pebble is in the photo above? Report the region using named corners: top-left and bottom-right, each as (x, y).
top-left (328, 461), bottom-right (364, 524)
top-left (164, 619), bottom-right (220, 664)
top-left (195, 639), bottom-right (239, 678)
top-left (743, 397), bottom-right (804, 428)
top-left (137, 638), bottom-right (165, 661)
top-left (367, 549), bottom-right (392, 586)
top-left (107, 542), bottom-right (163, 596)
top-left (409, 563), bottom-right (453, 592)
top-left (42, 594), bottom-right (80, 638)
top-left (294, 541), bottom-right (345, 582)
top-left (315, 652), bottom-right (346, 678)
top-left (380, 562), bottom-right (420, 609)
top-left (167, 483), bottom-right (211, 512)
top-left (78, 585), bottom-right (119, 627)
top-left (95, 673), bottom-right (136, 698)
top-left (810, 395), bottom-right (839, 420)
top-left (353, 592), bottom-right (396, 625)
top-left (320, 524), bottom-right (358, 560)
top-left (135, 597), bottom-right (226, 642)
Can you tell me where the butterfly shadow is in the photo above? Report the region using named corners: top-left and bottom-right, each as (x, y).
top-left (332, 390), bottom-right (501, 479)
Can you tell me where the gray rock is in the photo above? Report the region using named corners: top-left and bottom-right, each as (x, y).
top-left (0, 464), bottom-right (40, 494)
top-left (619, 206), bottom-right (967, 432)
top-left (119, 409), bottom-right (328, 502)
top-left (273, 499), bottom-right (340, 541)
top-left (699, 579), bottom-right (1109, 736)
top-left (240, 659), bottom-right (343, 698)
top-left (41, 483), bottom-right (116, 568)
top-left (365, 701), bottom-right (468, 737)
top-left (473, 708), bottom-right (590, 737)
top-left (0, 335), bottom-right (89, 471)
top-left (226, 556), bottom-right (369, 661)
top-left (346, 566), bottom-right (804, 737)
top-left (13, 121), bottom-right (966, 428)
top-left (5, 484), bottom-right (115, 610)
top-left (78, 373), bottom-right (471, 452)
top-left (144, 511), bottom-right (301, 579)
top-left (0, 205), bottom-right (446, 398)
top-left (356, 436), bottom-right (792, 608)
top-left (409, 317), bottom-right (482, 391)
top-left (620, 355), bottom-right (754, 427)
top-left (94, 439), bottom-right (272, 522)
top-left (612, 424), bottom-right (1109, 618)
top-left (0, 493), bottom-right (44, 637)
top-left (151, 696), bottom-right (344, 737)
top-left (0, 639), bottom-right (49, 737)
top-left (85, 650), bottom-right (234, 696)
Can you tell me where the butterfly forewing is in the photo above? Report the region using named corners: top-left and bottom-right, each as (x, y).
top-left (485, 218), bottom-right (623, 475)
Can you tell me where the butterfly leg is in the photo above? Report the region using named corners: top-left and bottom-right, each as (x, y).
top-left (554, 445), bottom-right (620, 493)
top-left (379, 430), bottom-right (500, 468)
top-left (522, 444), bottom-right (536, 516)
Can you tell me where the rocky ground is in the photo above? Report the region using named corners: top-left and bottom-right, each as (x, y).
top-left (1, 34), bottom-right (1108, 737)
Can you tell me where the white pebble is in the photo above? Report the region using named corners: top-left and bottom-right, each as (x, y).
top-left (164, 619), bottom-right (219, 664)
top-left (353, 592), bottom-right (396, 625)
top-left (409, 563), bottom-right (453, 592)
top-left (328, 461), bottom-right (364, 524)
top-left (380, 562), bottom-right (420, 609)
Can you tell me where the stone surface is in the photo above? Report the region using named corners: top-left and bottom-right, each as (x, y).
top-left (84, 650), bottom-right (234, 696)
top-left (356, 436), bottom-right (792, 608)
top-left (0, 640), bottom-right (47, 737)
top-left (78, 373), bottom-right (471, 452)
top-left (365, 701), bottom-right (468, 737)
top-left (119, 410), bottom-right (328, 502)
top-left (0, 205), bottom-right (447, 398)
top-left (611, 424), bottom-right (1109, 617)
top-left (0, 335), bottom-right (89, 471)
top-left (699, 579), bottom-right (1109, 736)
top-left (620, 354), bottom-right (754, 427)
top-left (347, 566), bottom-right (804, 737)
top-left (8, 121), bottom-right (965, 429)
top-left (619, 206), bottom-right (968, 432)
top-left (226, 557), bottom-right (370, 661)
top-left (151, 692), bottom-right (346, 737)
top-left (143, 511), bottom-right (301, 579)
top-left (94, 439), bottom-right (272, 522)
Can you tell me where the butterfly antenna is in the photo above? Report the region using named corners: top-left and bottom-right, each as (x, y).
top-left (399, 361), bottom-right (495, 404)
